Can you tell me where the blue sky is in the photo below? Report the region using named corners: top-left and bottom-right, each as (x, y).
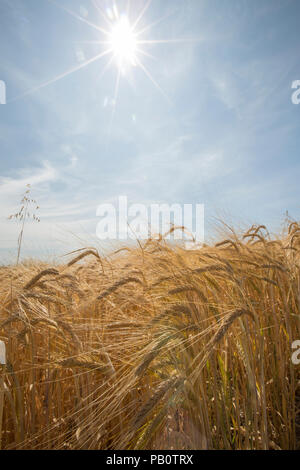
top-left (0, 0), bottom-right (300, 262)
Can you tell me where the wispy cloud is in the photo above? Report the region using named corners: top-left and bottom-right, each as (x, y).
top-left (0, 161), bottom-right (56, 197)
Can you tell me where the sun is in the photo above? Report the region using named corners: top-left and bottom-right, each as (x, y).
top-left (13, 0), bottom-right (200, 118)
top-left (109, 16), bottom-right (137, 68)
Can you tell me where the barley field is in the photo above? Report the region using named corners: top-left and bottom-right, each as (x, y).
top-left (0, 222), bottom-right (300, 450)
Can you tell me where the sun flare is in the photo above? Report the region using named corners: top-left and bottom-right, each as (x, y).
top-left (14, 0), bottom-right (199, 126)
top-left (109, 16), bottom-right (137, 67)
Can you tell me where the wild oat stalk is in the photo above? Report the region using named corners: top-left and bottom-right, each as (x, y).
top-left (8, 184), bottom-right (40, 265)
